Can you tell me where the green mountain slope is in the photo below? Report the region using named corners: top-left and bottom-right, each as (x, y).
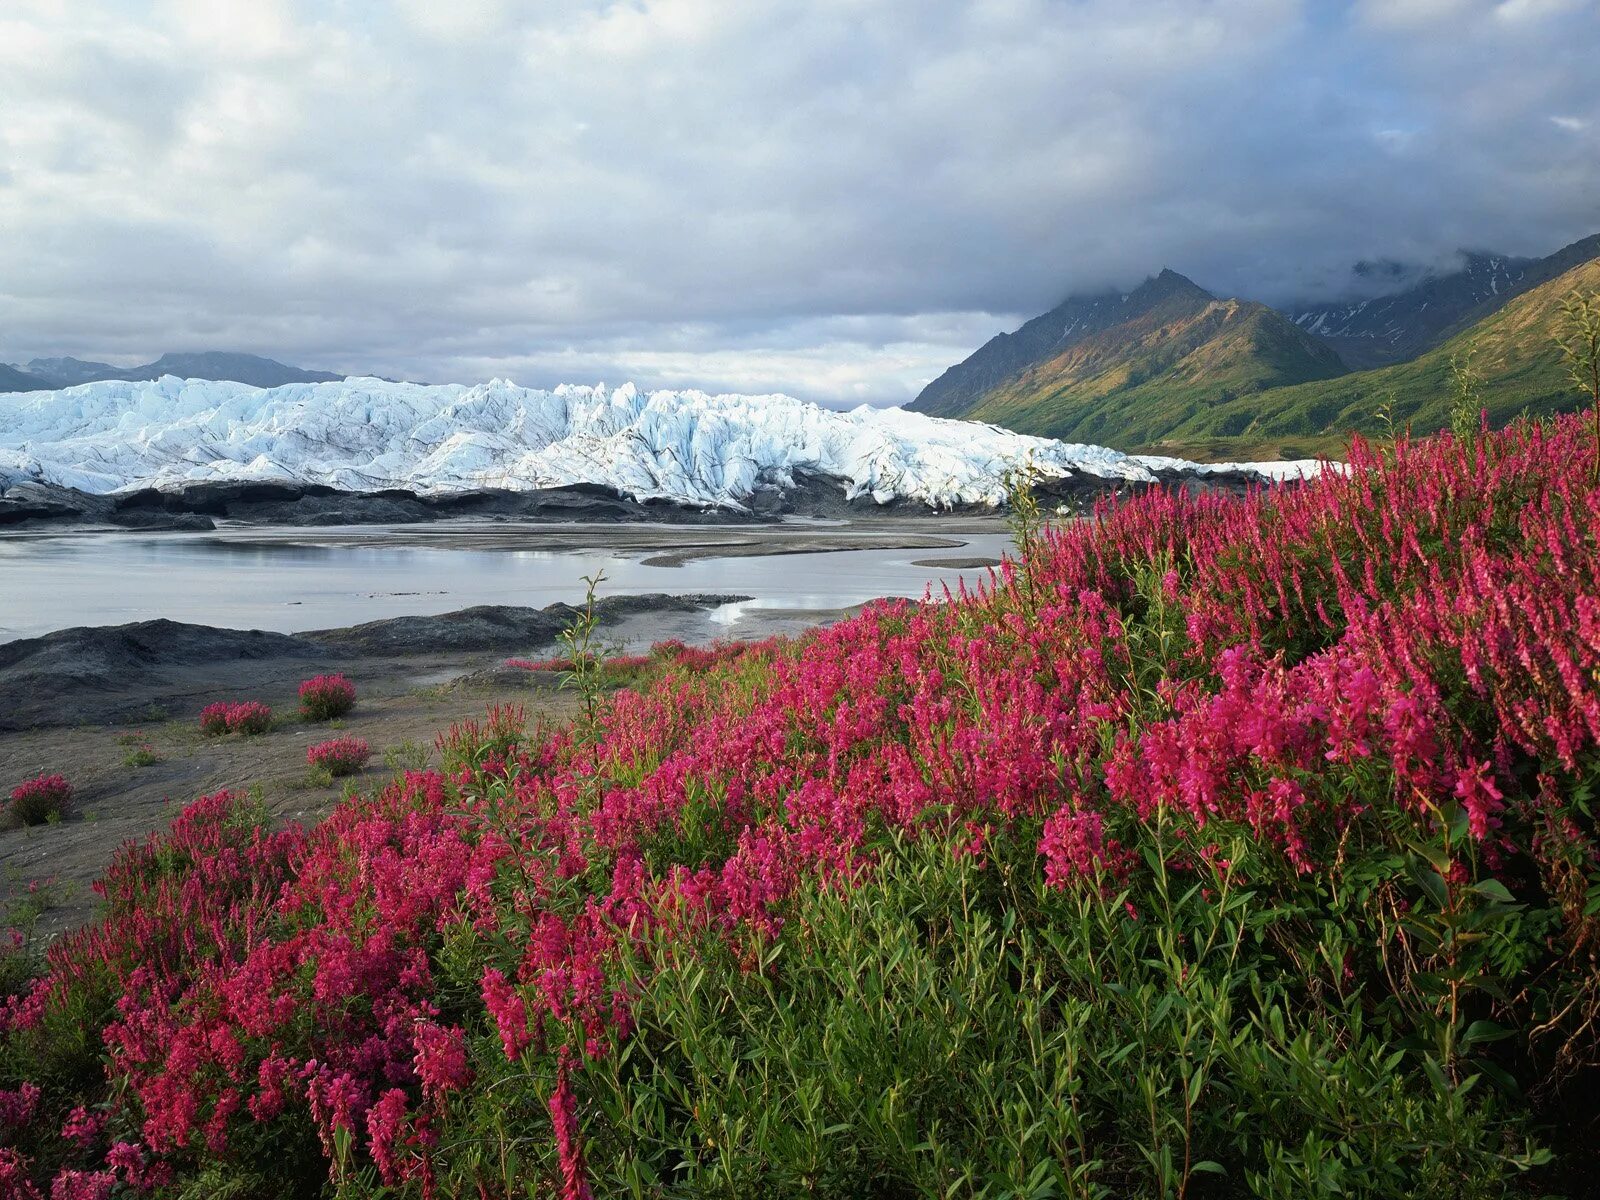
top-left (910, 269), bottom-right (1348, 442)
top-left (1143, 255), bottom-right (1600, 459)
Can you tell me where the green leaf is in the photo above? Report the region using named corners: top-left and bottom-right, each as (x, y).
top-left (1473, 1059), bottom-right (1522, 1096)
top-left (1461, 1019), bottom-right (1514, 1047)
top-left (1469, 879), bottom-right (1515, 904)
top-left (1421, 1054), bottom-right (1450, 1094)
top-left (1408, 860), bottom-right (1450, 909)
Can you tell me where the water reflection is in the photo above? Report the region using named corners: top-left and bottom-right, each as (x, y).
top-left (0, 525), bottom-right (1011, 642)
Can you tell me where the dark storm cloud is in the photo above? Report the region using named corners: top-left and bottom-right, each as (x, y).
top-left (1, 0), bottom-right (1596, 406)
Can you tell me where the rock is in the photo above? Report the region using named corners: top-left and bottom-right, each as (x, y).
top-left (105, 510), bottom-right (217, 531)
top-left (0, 620), bottom-right (325, 731)
top-left (910, 556), bottom-right (1004, 569)
top-left (302, 594), bottom-right (747, 657)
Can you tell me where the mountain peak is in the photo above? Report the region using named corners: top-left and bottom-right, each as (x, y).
top-left (1284, 235), bottom-right (1600, 369)
top-left (1136, 268), bottom-right (1212, 302)
top-left (908, 265), bottom-right (1342, 431)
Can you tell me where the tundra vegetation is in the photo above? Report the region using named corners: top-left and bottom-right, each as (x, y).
top-left (197, 702), bottom-right (274, 738)
top-left (4, 399), bottom-right (1600, 1197)
top-left (305, 739), bottom-right (372, 780)
top-left (7, 777), bottom-right (72, 828)
top-left (298, 676), bottom-right (358, 724)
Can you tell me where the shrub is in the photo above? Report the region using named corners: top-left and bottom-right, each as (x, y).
top-left (383, 740), bottom-right (430, 773)
top-left (298, 674), bottom-right (356, 721)
top-left (198, 701), bottom-right (273, 737)
top-left (8, 775), bottom-right (71, 826)
top-left (197, 702), bottom-right (232, 736)
top-left (122, 742), bottom-right (160, 768)
top-left (6, 412), bottom-right (1600, 1196)
top-left (306, 737), bottom-right (370, 778)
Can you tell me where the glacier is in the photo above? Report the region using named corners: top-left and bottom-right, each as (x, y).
top-left (0, 376), bottom-right (1320, 510)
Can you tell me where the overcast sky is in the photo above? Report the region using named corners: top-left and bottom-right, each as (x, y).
top-left (1, 0), bottom-right (1597, 406)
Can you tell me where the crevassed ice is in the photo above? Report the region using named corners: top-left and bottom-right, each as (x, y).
top-left (0, 376), bottom-right (1322, 509)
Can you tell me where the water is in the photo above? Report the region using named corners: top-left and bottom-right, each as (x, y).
top-left (0, 522), bottom-right (1013, 643)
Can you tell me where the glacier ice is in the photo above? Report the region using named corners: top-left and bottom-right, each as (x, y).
top-left (0, 376), bottom-right (1321, 510)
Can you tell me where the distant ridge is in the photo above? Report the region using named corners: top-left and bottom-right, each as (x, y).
top-left (907, 268), bottom-right (1347, 444)
top-left (0, 363), bottom-right (54, 393)
top-left (21, 357), bottom-right (125, 387)
top-left (2, 352), bottom-right (344, 392)
top-left (1161, 253), bottom-right (1600, 454)
top-left (1287, 233), bottom-right (1600, 369)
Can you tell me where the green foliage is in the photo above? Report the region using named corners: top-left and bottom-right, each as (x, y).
top-left (559, 569), bottom-right (609, 734)
top-left (1556, 290), bottom-right (1600, 408)
top-left (1002, 455), bottom-right (1045, 558)
top-left (122, 743), bottom-right (161, 768)
top-left (572, 826), bottom-right (1549, 1199)
top-left (1556, 289), bottom-right (1600, 481)
top-left (382, 739), bottom-right (431, 773)
top-left (1448, 341), bottom-right (1485, 447)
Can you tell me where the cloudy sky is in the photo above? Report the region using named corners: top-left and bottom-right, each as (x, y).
top-left (1, 0), bottom-right (1596, 406)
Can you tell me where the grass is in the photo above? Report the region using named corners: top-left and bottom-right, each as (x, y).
top-left (382, 740), bottom-right (431, 773)
top-left (121, 744), bottom-right (161, 769)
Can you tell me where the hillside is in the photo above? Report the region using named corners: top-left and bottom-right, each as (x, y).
top-left (3, 410), bottom-right (1598, 1196)
top-left (1149, 254), bottom-right (1600, 458)
top-left (908, 269), bottom-right (1348, 440)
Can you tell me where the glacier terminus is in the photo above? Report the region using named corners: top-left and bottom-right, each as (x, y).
top-left (0, 377), bottom-right (1320, 512)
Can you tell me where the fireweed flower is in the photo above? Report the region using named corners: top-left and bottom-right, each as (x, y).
top-left (299, 674), bottom-right (357, 721)
top-left (307, 737), bottom-right (371, 777)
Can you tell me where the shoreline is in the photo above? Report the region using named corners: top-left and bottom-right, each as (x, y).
top-left (0, 515), bottom-right (1017, 645)
top-left (0, 459), bottom-right (1276, 534)
top-left (0, 593), bottom-right (766, 732)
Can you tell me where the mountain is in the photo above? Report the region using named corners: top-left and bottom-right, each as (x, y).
top-left (1151, 254), bottom-right (1600, 459)
top-left (135, 352), bottom-right (344, 388)
top-left (14, 352), bottom-right (344, 389)
top-left (910, 269), bottom-right (1209, 419)
top-left (0, 364), bottom-right (54, 393)
top-left (22, 357), bottom-right (126, 386)
top-left (0, 378), bottom-right (1309, 510)
top-left (1286, 234), bottom-right (1600, 370)
top-left (906, 269), bottom-right (1348, 443)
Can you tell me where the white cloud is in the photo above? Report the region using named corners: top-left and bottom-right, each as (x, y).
top-left (391, 0), bottom-right (512, 41)
top-left (1495, 0), bottom-right (1588, 22)
top-left (1354, 0), bottom-right (1475, 29)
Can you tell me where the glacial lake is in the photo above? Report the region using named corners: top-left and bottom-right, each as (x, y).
top-left (0, 521), bottom-right (1015, 644)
